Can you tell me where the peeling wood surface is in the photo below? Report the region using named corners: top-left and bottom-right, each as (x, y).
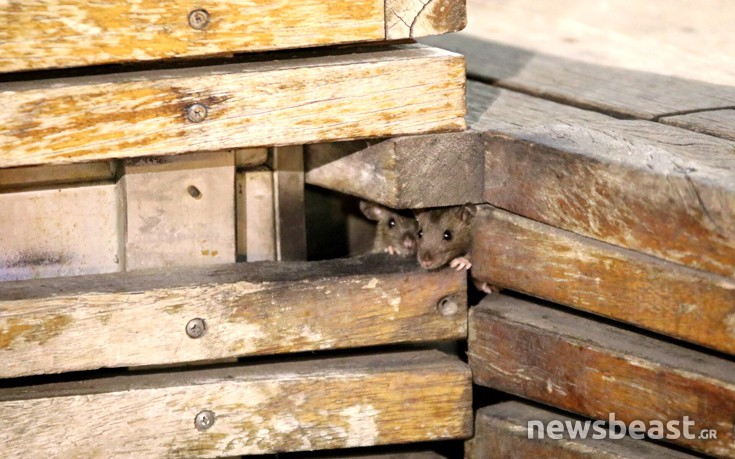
top-left (0, 44), bottom-right (466, 168)
top-left (237, 167), bottom-right (276, 261)
top-left (305, 131), bottom-right (483, 208)
top-left (471, 206), bottom-right (735, 355)
top-left (0, 350), bottom-right (472, 457)
top-left (422, 33), bottom-right (735, 121)
top-left (0, 183), bottom-right (121, 281)
top-left (0, 255), bottom-right (466, 378)
top-left (121, 151), bottom-right (235, 270)
top-left (0, 161), bottom-right (116, 191)
top-left (661, 109), bottom-right (735, 142)
top-left (466, 402), bottom-right (697, 459)
top-left (471, 82), bottom-right (735, 279)
top-left (469, 295), bottom-right (735, 458)
top-left (385, 0), bottom-right (467, 39)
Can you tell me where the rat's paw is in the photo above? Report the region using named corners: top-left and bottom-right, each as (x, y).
top-left (449, 256), bottom-right (472, 271)
top-left (384, 246), bottom-right (397, 255)
top-left (477, 281), bottom-right (500, 294)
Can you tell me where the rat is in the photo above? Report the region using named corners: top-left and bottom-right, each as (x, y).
top-left (360, 200), bottom-right (418, 256)
top-left (415, 204), bottom-right (497, 293)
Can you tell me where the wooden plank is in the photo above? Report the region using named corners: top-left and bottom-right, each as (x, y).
top-left (237, 167), bottom-right (276, 261)
top-left (305, 131), bottom-right (483, 208)
top-left (0, 350), bottom-right (472, 457)
top-left (471, 206), bottom-right (735, 355)
top-left (0, 183), bottom-right (121, 281)
top-left (421, 33), bottom-right (735, 120)
top-left (385, 0), bottom-right (467, 39)
top-left (0, 255), bottom-right (467, 378)
top-left (661, 109), bottom-right (735, 142)
top-left (271, 145), bottom-right (307, 260)
top-left (470, 82), bottom-right (735, 279)
top-left (0, 44), bottom-right (466, 168)
top-left (120, 151), bottom-right (235, 270)
top-left (469, 295), bottom-right (735, 458)
top-left (235, 147), bottom-right (268, 169)
top-left (466, 402), bottom-right (697, 459)
top-left (0, 161), bottom-right (116, 191)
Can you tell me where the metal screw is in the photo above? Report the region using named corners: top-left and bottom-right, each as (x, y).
top-left (194, 410), bottom-right (215, 431)
top-left (186, 318), bottom-right (207, 338)
top-left (187, 185), bottom-right (202, 199)
top-left (186, 103), bottom-right (208, 123)
top-left (437, 296), bottom-right (459, 316)
top-left (188, 9), bottom-right (210, 30)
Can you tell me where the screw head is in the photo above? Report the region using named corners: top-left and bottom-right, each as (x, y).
top-left (437, 296), bottom-right (459, 316)
top-left (194, 410), bottom-right (215, 431)
top-left (188, 9), bottom-right (210, 30)
top-left (186, 103), bottom-right (208, 123)
top-left (186, 318), bottom-right (207, 338)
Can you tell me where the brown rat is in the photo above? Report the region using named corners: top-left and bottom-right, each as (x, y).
top-left (360, 200), bottom-right (418, 256)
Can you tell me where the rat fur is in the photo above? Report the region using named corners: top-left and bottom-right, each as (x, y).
top-left (360, 200), bottom-right (418, 256)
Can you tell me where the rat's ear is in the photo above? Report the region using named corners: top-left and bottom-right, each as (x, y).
top-left (359, 200), bottom-right (385, 221)
top-left (460, 204), bottom-right (477, 223)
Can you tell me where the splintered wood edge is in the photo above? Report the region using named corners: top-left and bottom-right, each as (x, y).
top-left (0, 350), bottom-right (473, 457)
top-left (386, 0), bottom-right (467, 39)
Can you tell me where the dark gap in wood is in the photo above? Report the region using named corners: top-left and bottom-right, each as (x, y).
top-left (653, 105), bottom-right (735, 121)
top-left (0, 179), bottom-right (115, 195)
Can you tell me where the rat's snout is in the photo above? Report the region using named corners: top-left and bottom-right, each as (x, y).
top-left (418, 251), bottom-right (435, 269)
top-left (402, 235), bottom-right (415, 250)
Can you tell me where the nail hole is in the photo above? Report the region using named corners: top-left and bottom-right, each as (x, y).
top-left (188, 185), bottom-right (202, 199)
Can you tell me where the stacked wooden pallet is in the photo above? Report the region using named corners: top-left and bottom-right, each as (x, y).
top-left (0, 2), bottom-right (472, 457)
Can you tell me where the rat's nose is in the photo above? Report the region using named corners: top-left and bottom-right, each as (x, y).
top-left (403, 235), bottom-right (415, 249)
top-left (419, 252), bottom-right (434, 268)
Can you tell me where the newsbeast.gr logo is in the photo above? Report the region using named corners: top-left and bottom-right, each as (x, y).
top-left (528, 413), bottom-right (718, 441)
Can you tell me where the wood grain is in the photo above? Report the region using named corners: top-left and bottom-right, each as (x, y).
top-left (471, 82), bottom-right (735, 279)
top-left (0, 44), bottom-right (466, 168)
top-left (466, 402), bottom-right (697, 459)
top-left (0, 350), bottom-right (472, 457)
top-left (0, 183), bottom-right (121, 281)
top-left (0, 255), bottom-right (467, 378)
top-left (121, 151), bottom-right (235, 270)
top-left (305, 131), bottom-right (483, 208)
top-left (661, 109), bottom-right (735, 142)
top-left (386, 0), bottom-right (467, 39)
top-left (471, 206), bottom-right (735, 354)
top-left (469, 295), bottom-right (735, 458)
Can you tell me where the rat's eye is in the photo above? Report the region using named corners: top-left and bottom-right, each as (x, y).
top-left (443, 230), bottom-right (453, 241)
top-left (388, 218), bottom-right (396, 228)
top-left (417, 229), bottom-right (423, 239)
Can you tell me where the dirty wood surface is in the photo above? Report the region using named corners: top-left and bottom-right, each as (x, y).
top-left (0, 350), bottom-right (472, 457)
top-left (305, 131), bottom-right (483, 208)
top-left (661, 109), bottom-right (735, 142)
top-left (385, 0), bottom-right (467, 39)
top-left (469, 295), bottom-right (735, 458)
top-left (465, 402), bottom-right (698, 459)
top-left (0, 255), bottom-right (466, 378)
top-left (471, 206), bottom-right (735, 355)
top-left (0, 44), bottom-right (466, 168)
top-left (470, 82), bottom-right (735, 279)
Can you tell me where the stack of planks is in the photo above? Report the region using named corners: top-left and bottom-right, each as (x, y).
top-left (0, 1), bottom-right (473, 457)
top-left (308, 32), bottom-right (735, 459)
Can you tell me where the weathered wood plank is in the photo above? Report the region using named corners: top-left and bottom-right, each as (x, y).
top-left (469, 295), bottom-right (735, 458)
top-left (0, 44), bottom-right (466, 168)
top-left (421, 33), bottom-right (735, 120)
top-left (661, 109), bottom-right (735, 142)
top-left (305, 131), bottom-right (483, 208)
top-left (237, 167), bottom-right (276, 261)
top-left (466, 402), bottom-right (697, 459)
top-left (0, 255), bottom-right (466, 378)
top-left (271, 145), bottom-right (307, 260)
top-left (0, 161), bottom-right (116, 191)
top-left (0, 183), bottom-right (121, 281)
top-left (385, 0), bottom-right (467, 39)
top-left (471, 82), bottom-right (735, 279)
top-left (120, 151), bottom-right (235, 270)
top-left (0, 350), bottom-right (472, 457)
top-left (471, 206), bottom-right (735, 354)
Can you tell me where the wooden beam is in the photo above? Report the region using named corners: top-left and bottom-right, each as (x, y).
top-left (469, 295), bottom-right (735, 458)
top-left (660, 109), bottom-right (735, 142)
top-left (305, 131), bottom-right (483, 208)
top-left (466, 402), bottom-right (698, 459)
top-left (271, 146), bottom-right (307, 260)
top-left (0, 350), bottom-right (472, 457)
top-left (0, 161), bottom-right (116, 191)
top-left (470, 82), bottom-right (735, 279)
top-left (0, 44), bottom-right (466, 168)
top-left (471, 206), bottom-right (735, 355)
top-left (385, 0), bottom-right (467, 39)
top-left (0, 255), bottom-right (467, 378)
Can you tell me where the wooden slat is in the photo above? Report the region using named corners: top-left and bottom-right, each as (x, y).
top-left (470, 82), bottom-right (735, 279)
top-left (385, 0), bottom-right (467, 39)
top-left (471, 206), bottom-right (735, 354)
top-left (0, 44), bottom-right (466, 168)
top-left (0, 161), bottom-right (116, 191)
top-left (120, 151), bottom-right (235, 270)
top-left (466, 402), bottom-right (697, 459)
top-left (0, 183), bottom-right (121, 281)
top-left (305, 131), bottom-right (483, 208)
top-left (661, 109), bottom-right (735, 142)
top-left (0, 255), bottom-right (467, 378)
top-left (0, 350), bottom-right (472, 457)
top-left (271, 145), bottom-right (307, 261)
top-left (421, 33), bottom-right (735, 121)
top-left (469, 295), bottom-right (735, 458)
top-left (237, 167), bottom-right (276, 261)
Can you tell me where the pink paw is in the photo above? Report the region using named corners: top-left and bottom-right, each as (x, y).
top-left (449, 256), bottom-right (472, 271)
top-left (384, 246), bottom-right (397, 255)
